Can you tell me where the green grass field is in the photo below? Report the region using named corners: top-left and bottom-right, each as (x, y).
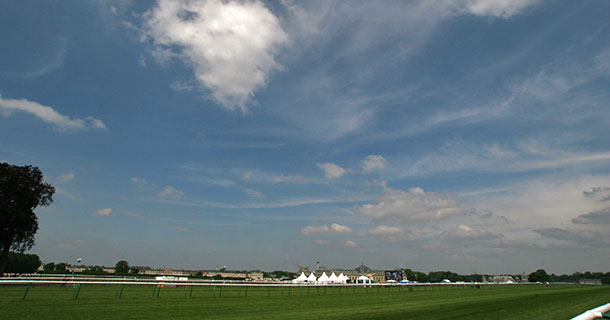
top-left (1, 284), bottom-right (608, 319)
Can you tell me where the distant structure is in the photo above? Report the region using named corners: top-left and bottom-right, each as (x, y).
top-left (315, 263), bottom-right (387, 283)
top-left (486, 275), bottom-right (515, 283)
top-left (579, 279), bottom-right (602, 285)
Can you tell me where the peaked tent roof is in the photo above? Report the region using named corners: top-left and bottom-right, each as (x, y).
top-left (329, 273), bottom-right (338, 282)
top-left (318, 272), bottom-right (329, 282)
top-left (295, 272), bottom-right (308, 281)
top-left (307, 273), bottom-right (317, 282)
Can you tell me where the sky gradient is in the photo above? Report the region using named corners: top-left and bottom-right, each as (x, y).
top-left (1, 0), bottom-right (609, 275)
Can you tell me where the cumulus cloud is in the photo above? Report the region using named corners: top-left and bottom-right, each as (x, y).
top-left (143, 0), bottom-right (288, 112)
top-left (159, 186), bottom-right (184, 198)
top-left (300, 223), bottom-right (352, 235)
top-left (96, 208), bottom-right (112, 216)
top-left (464, 0), bottom-right (541, 18)
top-left (368, 225), bottom-right (402, 235)
top-left (441, 225), bottom-right (502, 242)
top-left (362, 155), bottom-right (386, 173)
top-left (342, 240), bottom-right (358, 248)
top-left (317, 162), bottom-right (346, 179)
top-left (572, 207), bottom-right (610, 225)
top-left (57, 172), bottom-right (74, 183)
top-left (357, 183), bottom-right (461, 221)
top-left (0, 96), bottom-right (106, 131)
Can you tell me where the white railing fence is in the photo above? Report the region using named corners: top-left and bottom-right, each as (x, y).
top-left (570, 303), bottom-right (610, 320)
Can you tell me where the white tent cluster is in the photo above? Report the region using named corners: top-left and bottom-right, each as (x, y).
top-left (292, 272), bottom-right (350, 284)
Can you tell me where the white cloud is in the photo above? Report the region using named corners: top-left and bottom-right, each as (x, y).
top-left (143, 0), bottom-right (288, 112)
top-left (357, 183), bottom-right (461, 222)
top-left (401, 138), bottom-right (610, 178)
top-left (317, 162), bottom-right (346, 179)
top-left (96, 208), bottom-right (112, 216)
top-left (159, 186), bottom-right (184, 199)
top-left (464, 0), bottom-right (541, 18)
top-left (244, 188), bottom-right (265, 199)
top-left (300, 223), bottom-right (352, 235)
top-left (240, 170), bottom-right (314, 184)
top-left (342, 240), bottom-right (358, 248)
top-left (131, 177), bottom-right (147, 184)
top-left (57, 172), bottom-right (74, 183)
top-left (314, 240), bottom-right (330, 245)
top-left (368, 225), bottom-right (402, 235)
top-left (362, 155), bottom-right (386, 173)
top-left (0, 96), bottom-right (106, 131)
top-left (441, 225), bottom-right (502, 242)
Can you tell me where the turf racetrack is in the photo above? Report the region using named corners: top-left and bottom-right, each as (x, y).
top-left (1, 284), bottom-right (608, 319)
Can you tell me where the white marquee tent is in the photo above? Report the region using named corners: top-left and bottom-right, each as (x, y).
top-left (328, 273), bottom-right (338, 284)
top-left (307, 273), bottom-right (317, 283)
top-left (317, 272), bottom-right (329, 284)
top-left (356, 275), bottom-right (371, 284)
top-left (292, 272), bottom-right (308, 284)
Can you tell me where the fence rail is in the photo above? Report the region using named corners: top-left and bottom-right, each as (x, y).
top-left (570, 303), bottom-right (610, 320)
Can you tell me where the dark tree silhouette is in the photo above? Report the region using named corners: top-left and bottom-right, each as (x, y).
top-left (0, 163), bottom-right (55, 274)
top-left (115, 260), bottom-right (130, 274)
top-left (529, 269), bottom-right (550, 282)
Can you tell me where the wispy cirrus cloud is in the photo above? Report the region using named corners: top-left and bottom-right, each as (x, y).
top-left (0, 96), bottom-right (106, 131)
top-left (159, 186), bottom-right (183, 199)
top-left (56, 172), bottom-right (74, 183)
top-left (143, 0), bottom-right (288, 112)
top-left (400, 138), bottom-right (610, 178)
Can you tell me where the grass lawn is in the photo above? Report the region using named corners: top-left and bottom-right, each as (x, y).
top-left (0, 284), bottom-right (608, 319)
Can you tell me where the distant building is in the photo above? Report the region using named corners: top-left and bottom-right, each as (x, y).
top-left (486, 275), bottom-right (515, 283)
top-left (579, 279), bottom-right (602, 285)
top-left (248, 272), bottom-right (264, 280)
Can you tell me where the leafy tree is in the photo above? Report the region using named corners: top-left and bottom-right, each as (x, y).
top-left (529, 269), bottom-right (550, 282)
top-left (43, 262), bottom-right (56, 272)
top-left (0, 163), bottom-right (55, 274)
top-left (5, 252), bottom-right (41, 273)
top-left (129, 267), bottom-right (139, 275)
top-left (55, 262), bottom-right (68, 273)
top-left (115, 260), bottom-right (129, 274)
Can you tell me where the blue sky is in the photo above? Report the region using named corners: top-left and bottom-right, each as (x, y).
top-left (1, 0), bottom-right (609, 274)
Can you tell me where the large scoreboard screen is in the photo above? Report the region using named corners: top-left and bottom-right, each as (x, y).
top-left (385, 270), bottom-right (403, 282)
